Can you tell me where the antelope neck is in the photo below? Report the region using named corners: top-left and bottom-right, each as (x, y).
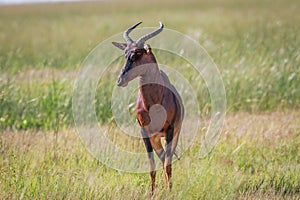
top-left (139, 62), bottom-right (164, 108)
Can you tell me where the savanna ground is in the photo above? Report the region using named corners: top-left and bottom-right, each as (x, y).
top-left (0, 0), bottom-right (299, 199)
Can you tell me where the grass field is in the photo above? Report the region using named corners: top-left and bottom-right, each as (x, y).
top-left (0, 0), bottom-right (299, 199)
top-left (1, 111), bottom-right (299, 199)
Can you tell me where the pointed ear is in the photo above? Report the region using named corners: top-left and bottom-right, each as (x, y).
top-left (112, 42), bottom-right (127, 50)
top-left (144, 44), bottom-right (151, 54)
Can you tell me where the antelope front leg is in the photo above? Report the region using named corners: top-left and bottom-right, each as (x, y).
top-left (164, 125), bottom-right (174, 191)
top-left (149, 153), bottom-right (156, 196)
top-left (141, 127), bottom-right (156, 196)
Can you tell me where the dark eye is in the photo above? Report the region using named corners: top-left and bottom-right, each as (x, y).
top-left (130, 53), bottom-right (136, 61)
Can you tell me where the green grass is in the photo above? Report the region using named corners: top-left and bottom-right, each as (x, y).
top-left (1, 111), bottom-right (299, 199)
top-left (0, 0), bottom-right (299, 130)
top-left (0, 0), bottom-right (299, 199)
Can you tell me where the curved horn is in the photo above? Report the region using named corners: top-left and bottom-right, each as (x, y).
top-left (123, 21), bottom-right (142, 44)
top-left (136, 21), bottom-right (164, 48)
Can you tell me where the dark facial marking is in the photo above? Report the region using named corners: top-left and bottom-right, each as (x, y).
top-left (122, 48), bottom-right (145, 75)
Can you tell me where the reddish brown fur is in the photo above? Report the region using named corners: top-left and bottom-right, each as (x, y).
top-left (112, 22), bottom-right (184, 197)
top-left (134, 48), bottom-right (183, 196)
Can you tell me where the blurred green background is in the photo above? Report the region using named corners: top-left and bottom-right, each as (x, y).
top-left (0, 0), bottom-right (299, 199)
top-left (0, 0), bottom-right (299, 130)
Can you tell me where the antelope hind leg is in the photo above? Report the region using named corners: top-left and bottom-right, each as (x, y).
top-left (164, 125), bottom-right (174, 191)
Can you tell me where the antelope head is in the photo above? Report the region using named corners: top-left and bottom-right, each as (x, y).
top-left (112, 22), bottom-right (164, 87)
